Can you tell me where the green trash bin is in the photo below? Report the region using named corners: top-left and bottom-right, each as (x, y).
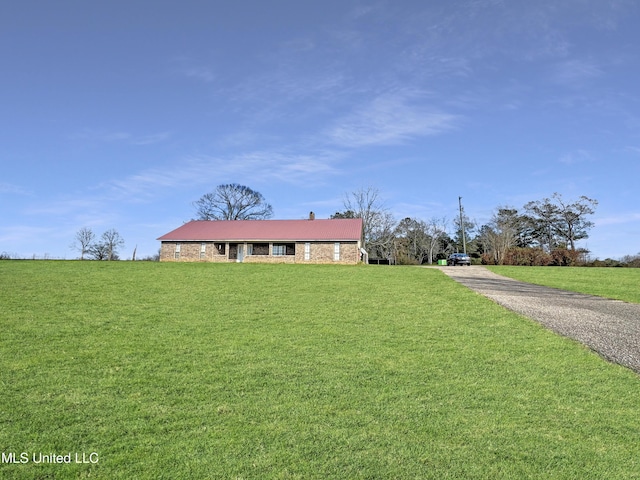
top-left (437, 259), bottom-right (447, 266)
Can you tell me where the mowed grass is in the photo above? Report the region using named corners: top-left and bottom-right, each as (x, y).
top-left (2, 262), bottom-right (640, 479)
top-left (486, 266), bottom-right (640, 304)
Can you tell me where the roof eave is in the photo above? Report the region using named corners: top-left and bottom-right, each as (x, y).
top-left (158, 238), bottom-right (360, 242)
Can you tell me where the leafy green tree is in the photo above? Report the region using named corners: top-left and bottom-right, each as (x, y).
top-left (452, 212), bottom-right (477, 255)
top-left (524, 197), bottom-right (561, 251)
top-left (478, 207), bottom-right (531, 264)
top-left (524, 193), bottom-right (597, 251)
top-left (395, 218), bottom-right (429, 264)
top-left (330, 210), bottom-right (356, 219)
top-left (552, 193), bottom-right (598, 251)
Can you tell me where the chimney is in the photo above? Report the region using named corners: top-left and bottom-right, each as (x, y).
top-left (309, 211), bottom-right (315, 220)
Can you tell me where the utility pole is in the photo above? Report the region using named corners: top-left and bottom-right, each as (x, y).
top-left (458, 196), bottom-right (467, 254)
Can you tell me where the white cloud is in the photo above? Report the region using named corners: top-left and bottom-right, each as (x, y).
top-left (104, 149), bottom-right (343, 202)
top-left (624, 146), bottom-right (640, 155)
top-left (327, 91), bottom-right (458, 148)
top-left (559, 149), bottom-right (595, 165)
top-left (234, 151), bottom-right (342, 185)
top-left (71, 129), bottom-right (171, 145)
top-left (71, 129), bottom-right (131, 142)
top-left (223, 67), bottom-right (347, 116)
top-left (23, 197), bottom-right (113, 221)
top-left (170, 56), bottom-right (216, 83)
top-left (595, 212), bottom-right (640, 227)
top-left (0, 182), bottom-right (30, 195)
top-left (181, 66), bottom-right (216, 83)
top-left (130, 132), bottom-right (172, 145)
top-left (0, 225), bottom-right (55, 243)
top-left (553, 59), bottom-right (603, 85)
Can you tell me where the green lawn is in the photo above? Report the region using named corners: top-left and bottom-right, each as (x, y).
top-left (486, 265), bottom-right (640, 304)
top-left (2, 261), bottom-right (640, 479)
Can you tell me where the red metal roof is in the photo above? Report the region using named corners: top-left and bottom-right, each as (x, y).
top-left (157, 218), bottom-right (363, 242)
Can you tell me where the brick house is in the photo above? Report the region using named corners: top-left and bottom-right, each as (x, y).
top-left (157, 217), bottom-right (365, 264)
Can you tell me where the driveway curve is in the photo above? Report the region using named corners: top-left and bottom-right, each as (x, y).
top-left (431, 265), bottom-right (640, 373)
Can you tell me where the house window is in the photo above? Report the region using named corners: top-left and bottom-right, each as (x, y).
top-left (215, 243), bottom-right (225, 255)
top-left (334, 242), bottom-right (340, 261)
top-left (252, 243), bottom-right (269, 255)
top-left (304, 242), bottom-right (310, 261)
top-left (200, 243), bottom-right (206, 259)
top-left (247, 244), bottom-right (253, 256)
top-left (273, 243), bottom-right (295, 256)
top-left (175, 243), bottom-right (181, 260)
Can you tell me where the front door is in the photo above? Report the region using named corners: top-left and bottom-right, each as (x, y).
top-left (237, 244), bottom-right (244, 263)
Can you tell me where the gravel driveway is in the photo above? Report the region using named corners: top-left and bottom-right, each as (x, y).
top-left (432, 265), bottom-right (640, 373)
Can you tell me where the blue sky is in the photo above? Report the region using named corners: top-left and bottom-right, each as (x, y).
top-left (1, 0), bottom-right (639, 260)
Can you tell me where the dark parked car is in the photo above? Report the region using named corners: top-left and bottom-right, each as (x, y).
top-left (447, 253), bottom-right (471, 266)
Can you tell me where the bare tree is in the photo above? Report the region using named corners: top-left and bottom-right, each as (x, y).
top-left (101, 229), bottom-right (125, 261)
top-left (71, 227), bottom-right (95, 260)
top-left (194, 184), bottom-right (273, 221)
top-left (425, 217), bottom-right (448, 264)
top-left (620, 253), bottom-right (640, 268)
top-left (88, 242), bottom-right (110, 261)
top-left (369, 212), bottom-right (397, 263)
top-left (343, 186), bottom-right (390, 253)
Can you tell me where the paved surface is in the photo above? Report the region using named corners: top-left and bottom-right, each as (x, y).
top-left (431, 265), bottom-right (640, 373)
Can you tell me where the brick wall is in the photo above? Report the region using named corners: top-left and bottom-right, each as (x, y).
top-left (294, 242), bottom-right (360, 264)
top-left (160, 241), bottom-right (361, 264)
top-left (159, 242), bottom-right (229, 263)
top-left (244, 255), bottom-right (296, 264)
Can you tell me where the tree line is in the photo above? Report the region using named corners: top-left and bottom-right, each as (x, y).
top-left (60, 183), bottom-right (632, 266)
top-left (332, 188), bottom-right (602, 266)
top-left (476, 193), bottom-right (599, 266)
top-left (190, 184), bottom-right (637, 267)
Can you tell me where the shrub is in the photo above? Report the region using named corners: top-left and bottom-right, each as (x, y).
top-left (620, 254), bottom-right (640, 268)
top-left (550, 248), bottom-right (583, 266)
top-left (481, 253), bottom-right (496, 265)
top-left (395, 252), bottom-right (420, 265)
top-left (502, 247), bottom-right (553, 266)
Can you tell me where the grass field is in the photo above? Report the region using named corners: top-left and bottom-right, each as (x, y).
top-left (2, 261), bottom-right (640, 479)
top-left (486, 266), bottom-right (640, 304)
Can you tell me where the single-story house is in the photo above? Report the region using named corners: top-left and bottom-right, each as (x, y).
top-left (157, 216), bottom-right (365, 264)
